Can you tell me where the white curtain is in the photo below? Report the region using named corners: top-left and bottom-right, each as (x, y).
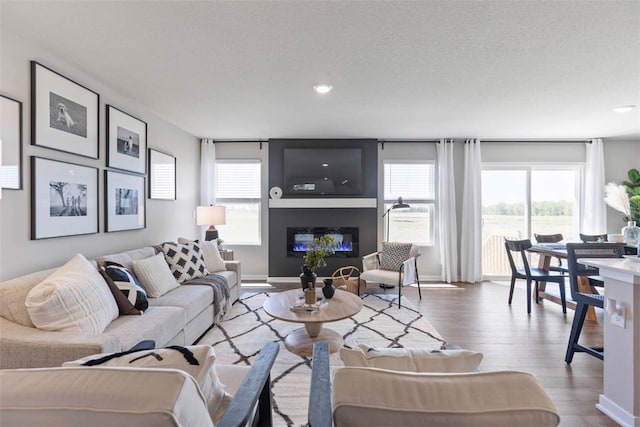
top-left (436, 139), bottom-right (458, 282)
top-left (582, 138), bottom-right (606, 234)
top-left (200, 139), bottom-right (216, 205)
top-left (460, 139), bottom-right (483, 283)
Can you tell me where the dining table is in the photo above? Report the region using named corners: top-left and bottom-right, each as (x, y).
top-left (527, 242), bottom-right (638, 322)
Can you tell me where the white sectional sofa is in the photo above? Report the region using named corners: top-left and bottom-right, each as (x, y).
top-left (0, 243), bottom-right (241, 369)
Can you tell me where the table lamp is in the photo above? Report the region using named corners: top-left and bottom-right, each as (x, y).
top-left (196, 205), bottom-right (226, 241)
top-left (382, 196), bottom-right (410, 241)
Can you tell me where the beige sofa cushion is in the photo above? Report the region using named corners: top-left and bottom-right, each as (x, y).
top-left (25, 254), bottom-right (119, 334)
top-left (0, 367), bottom-right (214, 427)
top-left (340, 344), bottom-right (483, 372)
top-left (332, 368), bottom-right (560, 427)
top-left (0, 268), bottom-right (55, 327)
top-left (94, 246), bottom-right (156, 270)
top-left (132, 253), bottom-right (179, 297)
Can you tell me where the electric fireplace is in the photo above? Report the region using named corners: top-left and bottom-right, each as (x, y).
top-left (287, 227), bottom-right (359, 258)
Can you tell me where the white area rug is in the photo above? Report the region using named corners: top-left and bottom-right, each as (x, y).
top-left (199, 291), bottom-right (444, 426)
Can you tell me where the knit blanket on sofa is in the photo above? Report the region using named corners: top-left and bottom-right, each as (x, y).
top-left (183, 273), bottom-right (230, 323)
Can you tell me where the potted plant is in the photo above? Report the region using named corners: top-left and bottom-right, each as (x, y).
top-left (605, 168), bottom-right (640, 244)
top-left (300, 235), bottom-right (337, 290)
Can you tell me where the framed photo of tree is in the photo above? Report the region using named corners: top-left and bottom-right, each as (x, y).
top-left (31, 156), bottom-right (99, 239)
top-left (105, 170), bottom-right (146, 232)
top-left (31, 61), bottom-right (99, 159)
top-left (106, 105), bottom-right (147, 174)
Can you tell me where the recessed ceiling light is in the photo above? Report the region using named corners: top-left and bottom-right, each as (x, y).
top-left (321, 163), bottom-right (329, 167)
top-left (313, 83), bottom-right (333, 94)
top-left (613, 105), bottom-right (636, 113)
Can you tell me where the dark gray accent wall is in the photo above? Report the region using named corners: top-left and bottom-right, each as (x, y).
top-left (268, 139), bottom-right (379, 277)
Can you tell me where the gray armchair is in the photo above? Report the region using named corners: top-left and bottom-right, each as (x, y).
top-left (360, 242), bottom-right (420, 308)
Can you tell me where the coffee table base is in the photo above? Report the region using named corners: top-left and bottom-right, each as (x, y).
top-left (284, 327), bottom-right (343, 357)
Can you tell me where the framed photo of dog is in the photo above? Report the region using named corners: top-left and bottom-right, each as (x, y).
top-left (106, 105), bottom-right (147, 174)
top-left (31, 156), bottom-right (99, 240)
top-left (30, 61), bottom-right (99, 159)
top-left (105, 170), bottom-right (146, 232)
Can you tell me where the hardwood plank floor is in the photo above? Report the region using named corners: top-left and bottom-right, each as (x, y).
top-left (241, 279), bottom-right (618, 426)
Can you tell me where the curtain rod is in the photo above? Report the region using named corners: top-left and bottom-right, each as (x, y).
top-left (479, 139), bottom-right (591, 144)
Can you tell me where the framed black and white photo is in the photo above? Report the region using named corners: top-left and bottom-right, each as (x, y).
top-left (105, 170), bottom-right (146, 232)
top-left (31, 61), bottom-right (99, 159)
top-left (31, 157), bottom-right (98, 239)
top-left (1, 95), bottom-right (23, 190)
top-left (148, 148), bottom-right (176, 200)
top-left (107, 105), bottom-right (147, 174)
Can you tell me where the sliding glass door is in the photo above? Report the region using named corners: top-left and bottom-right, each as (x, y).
top-left (481, 165), bottom-right (581, 277)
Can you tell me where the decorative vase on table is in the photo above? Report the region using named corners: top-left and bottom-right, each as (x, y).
top-left (622, 221), bottom-right (640, 245)
top-left (300, 265), bottom-right (317, 291)
top-left (322, 278), bottom-right (335, 299)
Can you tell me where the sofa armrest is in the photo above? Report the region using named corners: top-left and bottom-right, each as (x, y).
top-left (218, 341), bottom-right (279, 427)
top-left (308, 342), bottom-right (332, 427)
top-left (224, 260), bottom-right (242, 286)
top-left (0, 317), bottom-right (121, 369)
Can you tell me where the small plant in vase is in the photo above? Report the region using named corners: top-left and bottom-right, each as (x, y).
top-left (605, 169), bottom-right (640, 244)
top-left (300, 235), bottom-right (337, 291)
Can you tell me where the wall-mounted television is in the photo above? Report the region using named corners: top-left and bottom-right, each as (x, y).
top-left (283, 147), bottom-right (363, 196)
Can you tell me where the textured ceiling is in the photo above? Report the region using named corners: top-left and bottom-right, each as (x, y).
top-left (2, 0), bottom-right (639, 140)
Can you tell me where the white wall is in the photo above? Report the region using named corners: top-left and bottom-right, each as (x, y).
top-left (0, 31), bottom-right (200, 281)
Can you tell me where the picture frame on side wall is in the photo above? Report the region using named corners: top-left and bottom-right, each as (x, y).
top-left (31, 61), bottom-right (99, 159)
top-left (107, 105), bottom-right (147, 174)
top-left (105, 170), bottom-right (146, 232)
top-left (1, 94), bottom-right (23, 190)
top-left (31, 156), bottom-right (99, 240)
top-left (148, 148), bottom-right (176, 200)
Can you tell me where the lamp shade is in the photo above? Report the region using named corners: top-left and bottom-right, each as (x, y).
top-left (196, 205), bottom-right (226, 226)
top-left (392, 196), bottom-right (410, 210)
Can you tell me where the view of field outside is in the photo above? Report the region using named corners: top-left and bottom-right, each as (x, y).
top-left (386, 203), bottom-right (434, 245)
top-left (482, 168), bottom-right (580, 276)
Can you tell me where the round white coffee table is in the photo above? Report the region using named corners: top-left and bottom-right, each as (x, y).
top-left (263, 288), bottom-right (363, 357)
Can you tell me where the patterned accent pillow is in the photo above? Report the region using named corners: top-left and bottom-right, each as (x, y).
top-left (162, 241), bottom-right (209, 283)
top-left (380, 242), bottom-right (413, 271)
top-left (101, 262), bottom-right (149, 313)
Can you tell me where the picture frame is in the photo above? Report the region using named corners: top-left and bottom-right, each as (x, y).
top-left (31, 61), bottom-right (99, 159)
top-left (105, 170), bottom-right (146, 232)
top-left (31, 156), bottom-right (99, 240)
top-left (148, 148), bottom-right (176, 200)
top-left (1, 94), bottom-right (23, 190)
top-left (107, 105), bottom-right (147, 174)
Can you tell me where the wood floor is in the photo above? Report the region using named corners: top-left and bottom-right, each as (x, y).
top-left (242, 279), bottom-right (618, 427)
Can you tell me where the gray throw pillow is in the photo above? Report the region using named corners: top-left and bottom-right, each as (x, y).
top-left (380, 242), bottom-right (413, 271)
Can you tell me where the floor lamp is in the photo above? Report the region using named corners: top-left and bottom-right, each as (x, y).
top-left (382, 196), bottom-right (410, 242)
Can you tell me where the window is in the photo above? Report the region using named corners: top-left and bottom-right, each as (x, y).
top-left (383, 161), bottom-right (435, 245)
top-left (215, 160), bottom-right (261, 245)
top-left (481, 164), bottom-right (581, 277)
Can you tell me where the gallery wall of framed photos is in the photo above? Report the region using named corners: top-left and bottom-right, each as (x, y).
top-left (0, 32), bottom-right (198, 280)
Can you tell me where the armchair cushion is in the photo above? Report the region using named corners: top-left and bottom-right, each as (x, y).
top-left (64, 345), bottom-right (227, 420)
top-left (340, 344), bottom-right (483, 373)
top-left (332, 368), bottom-right (560, 427)
top-left (380, 242), bottom-right (414, 271)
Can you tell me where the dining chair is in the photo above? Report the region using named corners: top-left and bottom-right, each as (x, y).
top-left (579, 233), bottom-right (608, 243)
top-left (564, 242), bottom-right (624, 364)
top-left (533, 233), bottom-right (567, 273)
top-left (504, 238), bottom-right (567, 315)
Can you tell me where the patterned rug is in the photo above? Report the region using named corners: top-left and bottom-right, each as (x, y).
top-left (199, 291), bottom-right (444, 427)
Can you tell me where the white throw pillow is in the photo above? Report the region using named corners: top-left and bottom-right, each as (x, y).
top-left (132, 253), bottom-right (179, 297)
top-left (25, 254), bottom-right (119, 334)
top-left (178, 237), bottom-right (226, 273)
top-left (64, 345), bottom-right (228, 418)
top-left (340, 343), bottom-right (483, 373)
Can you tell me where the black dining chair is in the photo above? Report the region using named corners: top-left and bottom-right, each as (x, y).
top-left (564, 243), bottom-right (624, 364)
top-left (579, 233), bottom-right (608, 243)
top-left (504, 238), bottom-right (567, 315)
